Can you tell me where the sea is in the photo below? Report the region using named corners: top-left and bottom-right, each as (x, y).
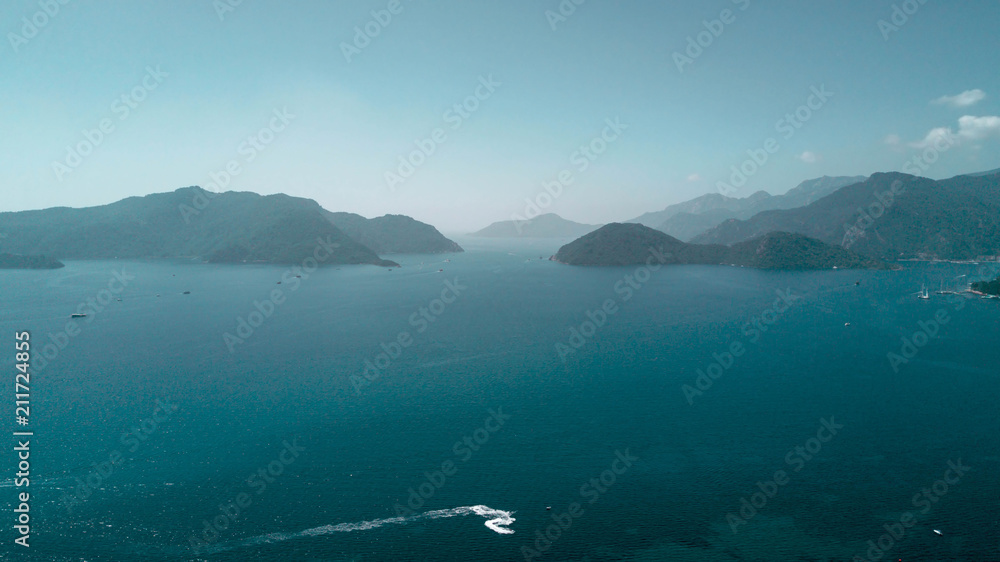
top-left (1, 236), bottom-right (998, 561)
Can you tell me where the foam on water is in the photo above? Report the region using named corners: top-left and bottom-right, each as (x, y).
top-left (211, 505), bottom-right (515, 554)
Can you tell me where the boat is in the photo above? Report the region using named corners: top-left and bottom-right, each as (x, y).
top-left (917, 285), bottom-right (930, 300)
top-left (182, 291), bottom-right (191, 295)
top-left (933, 529), bottom-right (943, 536)
top-left (70, 313), bottom-right (87, 318)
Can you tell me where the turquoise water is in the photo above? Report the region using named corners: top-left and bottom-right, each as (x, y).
top-left (2, 238), bottom-right (999, 561)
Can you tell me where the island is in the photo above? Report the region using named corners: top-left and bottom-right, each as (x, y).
top-left (0, 253), bottom-right (65, 269)
top-left (471, 213), bottom-right (600, 238)
top-left (553, 223), bottom-right (888, 270)
top-left (972, 276), bottom-right (1000, 296)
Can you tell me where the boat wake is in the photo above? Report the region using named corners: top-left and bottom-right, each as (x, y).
top-left (210, 505), bottom-right (515, 553)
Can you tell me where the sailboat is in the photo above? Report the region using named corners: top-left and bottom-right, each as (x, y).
top-left (917, 285), bottom-right (930, 300)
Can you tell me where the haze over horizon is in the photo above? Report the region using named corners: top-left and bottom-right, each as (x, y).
top-left (3, 1), bottom-right (999, 232)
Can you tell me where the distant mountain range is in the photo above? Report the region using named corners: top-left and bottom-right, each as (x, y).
top-left (325, 212), bottom-right (463, 254)
top-left (0, 187), bottom-right (461, 266)
top-left (964, 168), bottom-right (1000, 178)
top-left (554, 223), bottom-right (885, 269)
top-left (692, 171), bottom-right (1000, 260)
top-left (629, 175), bottom-right (867, 241)
top-left (470, 213), bottom-right (600, 238)
top-left (0, 253), bottom-right (64, 269)
top-left (4, 167), bottom-right (997, 268)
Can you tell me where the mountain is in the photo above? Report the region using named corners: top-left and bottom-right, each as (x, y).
top-left (471, 213), bottom-right (601, 238)
top-left (693, 172), bottom-right (1000, 260)
top-left (0, 187), bottom-right (397, 266)
top-left (964, 167), bottom-right (1000, 178)
top-left (633, 176), bottom-right (867, 241)
top-left (0, 253), bottom-right (64, 269)
top-left (654, 208), bottom-right (740, 242)
top-left (629, 191), bottom-right (770, 228)
top-left (553, 223), bottom-right (883, 269)
top-left (554, 223), bottom-right (711, 266)
top-left (776, 175), bottom-right (869, 209)
top-left (325, 212), bottom-right (463, 254)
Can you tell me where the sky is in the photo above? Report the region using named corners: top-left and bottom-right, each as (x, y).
top-left (2, 0), bottom-right (999, 233)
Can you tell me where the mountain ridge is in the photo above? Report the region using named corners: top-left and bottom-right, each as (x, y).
top-left (470, 213), bottom-right (601, 238)
top-left (0, 187), bottom-right (398, 266)
top-left (692, 172), bottom-right (1000, 260)
top-left (630, 175), bottom-right (867, 241)
top-left (554, 223), bottom-right (885, 270)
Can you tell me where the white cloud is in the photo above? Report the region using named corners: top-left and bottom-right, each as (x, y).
top-left (884, 134), bottom-right (901, 146)
top-left (797, 151), bottom-right (819, 163)
top-left (910, 115), bottom-right (1000, 149)
top-left (686, 173), bottom-right (702, 182)
top-left (956, 115), bottom-right (1000, 141)
top-left (932, 89), bottom-right (986, 108)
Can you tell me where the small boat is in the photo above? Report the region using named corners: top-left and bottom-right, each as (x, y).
top-left (182, 291), bottom-right (191, 295)
top-left (845, 322), bottom-right (851, 327)
top-left (277, 281), bottom-right (282, 284)
top-left (933, 529), bottom-right (943, 536)
top-left (70, 313), bottom-right (87, 318)
top-left (438, 269), bottom-right (444, 272)
top-left (855, 280), bottom-right (861, 286)
top-left (917, 285), bottom-right (930, 300)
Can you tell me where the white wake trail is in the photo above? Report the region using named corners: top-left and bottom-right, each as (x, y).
top-left (210, 505), bottom-right (515, 554)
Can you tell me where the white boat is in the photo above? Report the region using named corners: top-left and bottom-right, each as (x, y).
top-left (933, 529), bottom-right (944, 536)
top-left (917, 285), bottom-right (930, 299)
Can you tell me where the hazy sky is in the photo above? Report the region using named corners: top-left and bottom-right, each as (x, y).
top-left (3, 0), bottom-right (999, 232)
